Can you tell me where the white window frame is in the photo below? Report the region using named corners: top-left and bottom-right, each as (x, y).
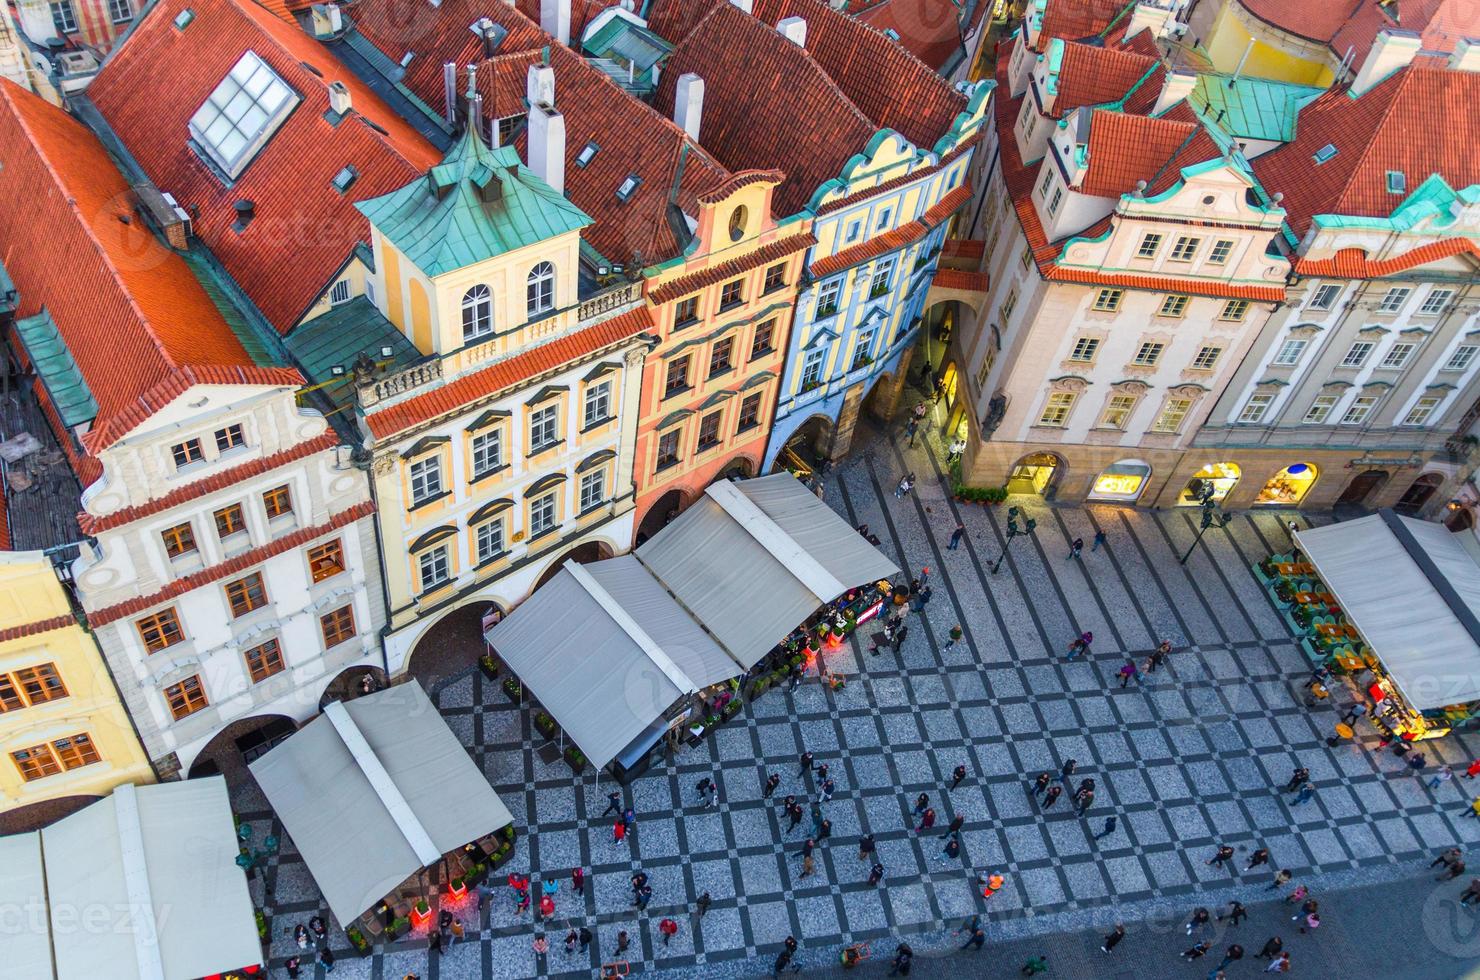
top-left (1159, 295), bottom-right (1189, 318)
top-left (1379, 342), bottom-right (1415, 369)
top-left (1135, 233), bottom-right (1162, 259)
top-left (1046, 188), bottom-right (1063, 216)
top-left (1099, 394), bottom-right (1137, 430)
top-left (1038, 392), bottom-right (1076, 427)
top-left (1340, 395), bottom-right (1379, 425)
top-left (1378, 287), bottom-right (1411, 313)
top-left (1191, 346), bottom-right (1222, 370)
top-left (107, 0), bottom-right (132, 23)
top-left (1219, 299), bottom-right (1250, 322)
top-left (1207, 239), bottom-right (1234, 265)
top-left (1091, 289), bottom-right (1122, 312)
top-left (1152, 398), bottom-right (1192, 433)
top-left (1068, 337), bottom-right (1100, 362)
top-left (526, 262), bottom-right (555, 317)
top-left (583, 380), bottom-right (612, 428)
top-left (529, 492), bottom-right (557, 537)
top-left (1340, 342), bottom-right (1374, 368)
top-left (461, 285), bottom-right (493, 340)
top-left (1302, 395), bottom-right (1338, 424)
top-left (1238, 392), bottom-right (1273, 424)
top-left (50, 1), bottom-right (77, 33)
top-left (1309, 284), bottom-right (1341, 310)
top-left (329, 280), bottom-right (352, 306)
top-left (1133, 342), bottom-right (1164, 366)
top-left (475, 518), bottom-right (505, 564)
top-left (869, 257), bottom-right (895, 296)
top-left (1444, 345), bottom-right (1478, 372)
top-left (471, 429), bottom-right (502, 477)
top-left (579, 470), bottom-right (606, 512)
top-left (529, 404), bottom-right (559, 452)
top-left (417, 546), bottom-right (450, 592)
top-left (188, 52), bottom-right (299, 179)
top-left (851, 327), bottom-right (876, 369)
top-left (1272, 338), bottom-right (1308, 366)
top-left (1169, 236), bottom-right (1200, 261)
top-left (409, 456), bottom-right (443, 505)
top-left (815, 278), bottom-right (843, 317)
top-left (1419, 289), bottom-right (1454, 315)
top-left (800, 348), bottom-right (827, 388)
top-left (1402, 396), bottom-right (1442, 427)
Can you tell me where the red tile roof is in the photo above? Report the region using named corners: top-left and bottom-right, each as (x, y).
top-left (1240, 0), bottom-right (1365, 43)
top-left (78, 430), bottom-right (339, 533)
top-left (1251, 64), bottom-right (1480, 236)
top-left (1293, 239), bottom-right (1480, 277)
top-left (0, 80), bottom-right (305, 454)
top-left (0, 615), bottom-right (75, 644)
top-left (511, 0), bottom-right (624, 41)
top-left (89, 0), bottom-right (442, 334)
top-left (1052, 40), bottom-right (1158, 117)
top-left (649, 232), bottom-right (818, 304)
top-left (365, 305), bottom-right (655, 439)
top-left (88, 500), bottom-right (374, 625)
top-left (811, 183), bottom-right (970, 276)
top-left (931, 267), bottom-right (989, 292)
top-left (854, 0), bottom-right (967, 73)
top-left (942, 238), bottom-right (986, 260)
top-left (1034, 0), bottom-right (1133, 49)
top-left (1079, 109), bottom-right (1199, 197)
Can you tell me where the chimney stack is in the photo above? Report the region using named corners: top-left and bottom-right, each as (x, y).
top-left (526, 64), bottom-right (565, 193)
top-left (466, 64), bottom-right (484, 141)
top-left (327, 80), bottom-right (351, 116)
top-left (540, 0), bottom-right (571, 45)
top-left (1350, 29), bottom-right (1422, 97)
top-left (442, 62), bottom-right (457, 124)
top-left (1153, 70), bottom-right (1198, 115)
top-left (1449, 37), bottom-right (1480, 72)
top-left (777, 16), bottom-right (807, 47)
top-left (309, 3), bottom-right (341, 37)
top-left (730, 0), bottom-right (753, 12)
top-left (673, 73), bottom-right (704, 140)
top-left (1123, 2), bottom-right (1174, 41)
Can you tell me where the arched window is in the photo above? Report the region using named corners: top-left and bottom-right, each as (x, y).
top-left (461, 285), bottom-right (492, 341)
top-left (527, 261), bottom-right (555, 317)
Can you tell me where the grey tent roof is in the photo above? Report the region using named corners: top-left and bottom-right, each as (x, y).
top-left (485, 556), bottom-right (741, 770)
top-left (7, 778), bottom-right (261, 980)
top-left (251, 682), bottom-right (513, 925)
top-left (1295, 511), bottom-right (1480, 710)
top-left (636, 473), bottom-right (899, 667)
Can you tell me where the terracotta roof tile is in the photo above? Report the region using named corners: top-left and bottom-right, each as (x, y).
top-left (89, 0), bottom-right (442, 334)
top-left (365, 305), bottom-right (655, 439)
top-left (1240, 0), bottom-right (1365, 43)
top-left (0, 81), bottom-right (303, 453)
top-left (931, 267), bottom-right (989, 291)
top-left (854, 0), bottom-right (967, 73)
top-left (1079, 109), bottom-right (1200, 197)
top-left (650, 232), bottom-right (817, 305)
top-left (88, 501), bottom-right (374, 625)
top-left (0, 615), bottom-right (75, 644)
top-left (78, 430), bottom-right (339, 533)
top-left (942, 238), bottom-right (986, 260)
top-left (1052, 41), bottom-right (1158, 117)
top-left (1251, 64), bottom-right (1480, 236)
top-left (1035, 0), bottom-right (1133, 48)
top-left (1294, 239), bottom-right (1480, 277)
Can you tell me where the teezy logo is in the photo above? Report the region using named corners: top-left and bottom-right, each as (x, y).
top-left (1422, 885), bottom-right (1480, 957)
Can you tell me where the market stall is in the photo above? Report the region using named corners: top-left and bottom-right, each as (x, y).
top-left (250, 682), bottom-right (514, 941)
top-left (1276, 510), bottom-right (1480, 739)
top-left (0, 778), bottom-right (261, 980)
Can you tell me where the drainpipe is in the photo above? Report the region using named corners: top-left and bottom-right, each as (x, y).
top-left (355, 448), bottom-right (395, 682)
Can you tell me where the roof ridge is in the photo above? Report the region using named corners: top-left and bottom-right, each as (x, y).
top-left (0, 81), bottom-right (185, 372)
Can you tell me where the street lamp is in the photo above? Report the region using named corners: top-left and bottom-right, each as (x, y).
top-left (990, 505), bottom-right (1037, 575)
top-left (1179, 481), bottom-right (1233, 564)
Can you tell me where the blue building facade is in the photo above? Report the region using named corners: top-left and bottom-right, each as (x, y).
top-left (765, 84), bottom-right (993, 471)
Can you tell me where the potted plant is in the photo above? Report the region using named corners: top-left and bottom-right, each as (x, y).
top-left (723, 699), bottom-right (743, 719)
top-left (706, 712), bottom-right (721, 727)
top-left (255, 910), bottom-right (268, 942)
top-left (534, 711), bottom-right (558, 739)
top-left (564, 745), bottom-right (587, 772)
top-left (502, 676), bottom-right (521, 702)
top-left (388, 916), bottom-right (410, 940)
top-left (346, 925), bottom-right (370, 957)
top-left (415, 899), bottom-right (430, 918)
top-left (478, 654), bottom-right (500, 682)
top-left (503, 825), bottom-right (516, 843)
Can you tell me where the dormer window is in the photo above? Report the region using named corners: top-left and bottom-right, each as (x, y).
top-left (1312, 144), bottom-right (1338, 165)
top-left (332, 165), bottom-right (358, 193)
top-left (616, 174), bottom-right (641, 201)
top-left (189, 52), bottom-right (299, 179)
top-left (576, 142), bottom-right (599, 167)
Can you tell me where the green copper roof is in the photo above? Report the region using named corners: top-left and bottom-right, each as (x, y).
top-left (0, 258), bottom-right (17, 315)
top-left (583, 15), bottom-right (671, 72)
top-left (1190, 76), bottom-right (1323, 143)
top-left (284, 296), bottom-right (420, 415)
top-left (355, 129), bottom-right (592, 277)
top-left (14, 308), bottom-right (97, 427)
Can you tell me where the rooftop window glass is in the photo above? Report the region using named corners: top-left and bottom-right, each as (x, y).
top-left (189, 52), bottom-right (299, 179)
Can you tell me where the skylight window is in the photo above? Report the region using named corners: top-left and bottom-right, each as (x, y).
top-left (576, 142), bottom-right (599, 168)
top-left (1386, 170), bottom-right (1406, 194)
top-left (332, 165), bottom-right (358, 193)
top-left (189, 52), bottom-right (299, 180)
top-left (1312, 143), bottom-right (1338, 165)
top-left (173, 7), bottom-right (193, 28)
top-left (615, 174), bottom-right (642, 201)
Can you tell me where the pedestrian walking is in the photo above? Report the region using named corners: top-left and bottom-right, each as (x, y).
top-left (1218, 901), bottom-right (1247, 926)
top-left (1076, 789), bottom-right (1095, 814)
top-left (1066, 631), bottom-right (1092, 658)
top-left (798, 751), bottom-right (814, 775)
top-left (912, 584), bottom-right (933, 612)
top-left (449, 918), bottom-right (465, 946)
top-left (1292, 899), bottom-right (1319, 923)
top-left (1285, 885), bottom-right (1308, 905)
top-left (1265, 952), bottom-right (1291, 973)
top-left (818, 819), bottom-right (833, 841)
top-left (659, 918), bottom-right (678, 946)
top-left (1284, 767), bottom-right (1309, 793)
top-left (1431, 765), bottom-right (1456, 790)
top-left (1074, 778), bottom-right (1095, 801)
top-left (1021, 955), bottom-right (1049, 975)
top-left (892, 624), bottom-right (908, 654)
top-left (696, 891), bottom-right (712, 918)
top-left (1093, 815), bottom-right (1117, 840)
top-left (1186, 908), bottom-right (1210, 935)
top-left (1266, 869), bottom-right (1292, 891)
top-left (810, 803), bottom-right (824, 837)
top-left (820, 777), bottom-right (835, 802)
top-left (1067, 537), bottom-right (1084, 560)
top-left (906, 418), bottom-right (919, 447)
top-left (1215, 944), bottom-right (1244, 971)
top-left (1207, 845), bottom-right (1235, 869)
top-left (800, 854), bottom-right (816, 878)
top-left (1257, 937), bottom-right (1284, 959)
top-left (917, 808), bottom-right (936, 832)
top-left (812, 761), bottom-right (830, 783)
top-left (894, 474), bottom-right (916, 499)
top-left (631, 872), bottom-right (649, 896)
top-left (1466, 796), bottom-right (1480, 818)
top-left (1410, 752), bottom-right (1430, 776)
top-left (787, 802), bottom-right (804, 832)
top-left (941, 814), bottom-right (965, 837)
top-left (1466, 760), bottom-right (1480, 779)
top-left (1440, 859), bottom-right (1467, 881)
top-left (1432, 847), bottom-right (1462, 869)
top-left (514, 888), bottom-right (530, 914)
top-left (428, 930), bottom-right (443, 955)
top-left (1246, 848), bottom-right (1271, 871)
top-left (1299, 912), bottom-right (1320, 934)
top-left (764, 773), bottom-right (781, 798)
top-left (1032, 772), bottom-right (1051, 795)
top-left (1340, 702), bottom-right (1369, 727)
top-left (623, 807), bottom-right (636, 829)
top-left (941, 836), bottom-right (961, 861)
top-left (859, 833), bottom-right (876, 862)
top-left (949, 523), bottom-right (966, 550)
top-left (1100, 923), bottom-right (1125, 953)
top-left (869, 862), bottom-right (885, 885)
top-left (319, 947), bottom-right (335, 971)
top-left (564, 929), bottom-right (579, 954)
top-left (945, 624), bottom-right (963, 648)
top-left (636, 885), bottom-right (653, 910)
top-left (1181, 941), bottom-right (1210, 961)
top-left (951, 764), bottom-right (968, 789)
top-left (294, 924), bottom-right (310, 950)
top-left (615, 931), bottom-right (630, 956)
top-left (1042, 785), bottom-right (1062, 809)
top-left (889, 943), bottom-right (914, 976)
top-left (794, 838), bottom-right (815, 862)
top-left (602, 790), bottom-right (622, 817)
top-left (1091, 530), bottom-right (1107, 551)
top-left (1061, 759), bottom-right (1078, 783)
top-left (959, 925), bottom-right (986, 951)
top-left (1292, 784), bottom-right (1314, 806)
top-left (914, 792), bottom-right (930, 815)
top-left (1461, 878), bottom-right (1480, 906)
top-left (1117, 660), bottom-right (1138, 687)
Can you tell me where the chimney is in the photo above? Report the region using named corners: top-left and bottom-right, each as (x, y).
top-left (1449, 37), bottom-right (1480, 72)
top-left (540, 0), bottom-right (570, 45)
top-left (1122, 2), bottom-right (1173, 42)
top-left (309, 3), bottom-right (341, 37)
top-left (465, 64), bottom-right (484, 140)
top-left (327, 80), bottom-right (351, 116)
top-left (729, 0), bottom-right (753, 12)
top-left (673, 72), bottom-right (704, 140)
top-left (443, 62), bottom-right (457, 124)
top-left (1350, 29), bottom-right (1422, 97)
top-left (1153, 70), bottom-right (1198, 115)
top-left (526, 64), bottom-right (564, 192)
top-left (777, 16), bottom-right (807, 47)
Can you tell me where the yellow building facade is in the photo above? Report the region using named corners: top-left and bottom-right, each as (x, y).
top-left (1199, 1), bottom-right (1337, 87)
top-left (0, 550), bottom-right (153, 830)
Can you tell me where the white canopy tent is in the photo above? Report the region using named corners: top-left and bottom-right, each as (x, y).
top-left (0, 777), bottom-right (260, 980)
top-left (251, 681), bottom-right (513, 926)
top-left (484, 554), bottom-right (740, 770)
top-left (1295, 510), bottom-right (1480, 710)
top-left (636, 473), bottom-right (899, 668)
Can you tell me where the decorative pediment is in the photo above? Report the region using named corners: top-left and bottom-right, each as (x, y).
top-left (1254, 377), bottom-right (1291, 388)
top-left (1356, 324), bottom-right (1390, 335)
top-left (1047, 374), bottom-right (1090, 392)
top-left (700, 389), bottom-right (736, 409)
top-left (1361, 380), bottom-right (1394, 390)
top-left (409, 525), bottom-right (458, 553)
top-left (465, 409), bottom-right (511, 432)
top-left (805, 324), bottom-right (840, 350)
top-left (1109, 379), bottom-right (1150, 394)
top-left (1398, 325), bottom-right (1432, 336)
top-left (1168, 383), bottom-right (1210, 397)
top-left (1287, 322), bottom-right (1324, 336)
top-left (400, 435), bottom-right (449, 459)
top-left (577, 449), bottom-right (616, 473)
top-left (525, 385), bottom-right (568, 406)
top-left (741, 371), bottom-right (777, 391)
top-left (658, 408), bottom-right (695, 430)
top-left (1425, 382), bottom-right (1458, 392)
top-left (468, 498), bottom-right (514, 524)
top-left (523, 472), bottom-right (568, 498)
top-left (1320, 380), bottom-right (1354, 390)
top-left (582, 361), bottom-right (621, 382)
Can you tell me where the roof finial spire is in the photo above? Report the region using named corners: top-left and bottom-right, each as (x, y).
top-left (465, 63), bottom-right (478, 100)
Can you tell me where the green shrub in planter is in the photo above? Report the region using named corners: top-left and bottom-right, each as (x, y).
top-left (347, 926), bottom-right (370, 955)
top-left (451, 876), bottom-right (466, 892)
top-left (415, 899), bottom-right (430, 916)
top-left (255, 910), bottom-right (267, 941)
top-left (564, 745), bottom-right (587, 772)
top-left (503, 825), bottom-right (516, 842)
top-left (389, 917), bottom-right (410, 938)
top-left (706, 713), bottom-right (720, 726)
top-left (502, 677), bottom-right (521, 701)
top-left (478, 655), bottom-right (500, 680)
top-left (723, 700), bottom-right (742, 717)
top-left (534, 712), bottom-right (557, 738)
